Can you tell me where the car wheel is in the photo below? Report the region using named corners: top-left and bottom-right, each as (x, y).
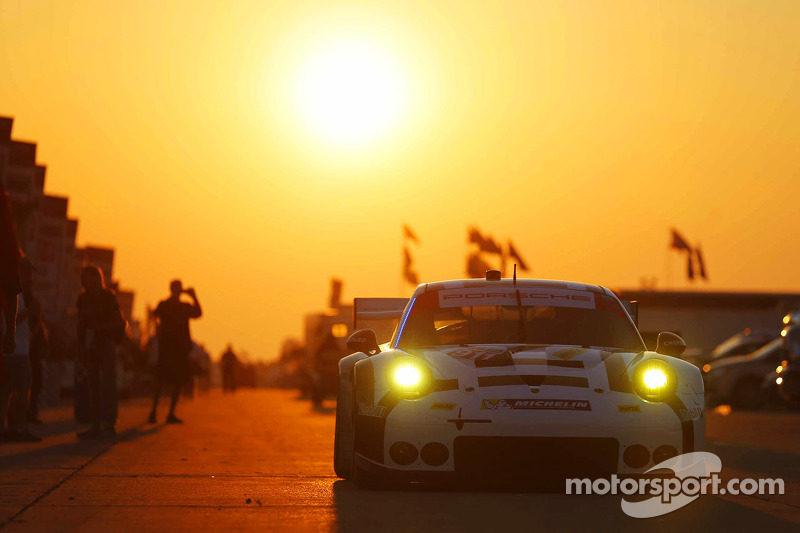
top-left (732, 378), bottom-right (764, 410)
top-left (333, 381), bottom-right (354, 479)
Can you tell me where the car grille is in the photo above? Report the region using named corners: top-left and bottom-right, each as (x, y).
top-left (453, 436), bottom-right (619, 481)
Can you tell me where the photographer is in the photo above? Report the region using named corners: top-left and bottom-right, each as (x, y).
top-left (148, 280), bottom-right (202, 424)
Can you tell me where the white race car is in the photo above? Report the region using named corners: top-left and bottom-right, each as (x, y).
top-left (334, 273), bottom-right (705, 487)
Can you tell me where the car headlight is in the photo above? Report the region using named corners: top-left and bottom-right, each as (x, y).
top-left (643, 368), bottom-right (668, 388)
top-left (387, 357), bottom-right (432, 398)
top-left (632, 359), bottom-right (677, 403)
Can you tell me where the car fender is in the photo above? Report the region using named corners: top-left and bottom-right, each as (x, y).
top-left (334, 351), bottom-right (370, 478)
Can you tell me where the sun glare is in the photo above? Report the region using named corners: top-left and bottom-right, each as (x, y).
top-left (294, 40), bottom-right (408, 147)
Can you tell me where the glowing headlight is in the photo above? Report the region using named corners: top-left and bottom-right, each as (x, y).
top-left (643, 369), bottom-right (668, 389)
top-left (632, 359), bottom-right (677, 403)
top-left (395, 365), bottom-right (421, 387)
top-left (387, 357), bottom-right (432, 398)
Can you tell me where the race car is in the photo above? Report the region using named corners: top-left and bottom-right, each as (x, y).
top-left (333, 272), bottom-right (705, 487)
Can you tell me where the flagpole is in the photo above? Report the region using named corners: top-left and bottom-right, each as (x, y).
top-left (665, 249), bottom-right (671, 290)
top-left (400, 227), bottom-right (403, 297)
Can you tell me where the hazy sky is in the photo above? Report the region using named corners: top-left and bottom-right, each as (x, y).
top-left (2, 0), bottom-right (799, 360)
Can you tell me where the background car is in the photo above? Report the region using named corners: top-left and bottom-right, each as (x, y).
top-left (703, 338), bottom-right (788, 410)
top-left (775, 310), bottom-right (800, 408)
top-left (684, 328), bottom-right (776, 368)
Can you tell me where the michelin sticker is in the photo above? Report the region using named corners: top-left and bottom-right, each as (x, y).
top-left (482, 399), bottom-right (591, 411)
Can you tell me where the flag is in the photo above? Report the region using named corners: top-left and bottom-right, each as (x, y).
top-left (670, 229), bottom-right (691, 252)
top-left (468, 227), bottom-right (485, 248)
top-left (403, 247), bottom-right (418, 285)
top-left (468, 227), bottom-right (501, 254)
top-left (507, 241), bottom-right (529, 271)
top-left (403, 224), bottom-right (419, 244)
top-left (483, 235), bottom-right (502, 255)
top-left (696, 246), bottom-right (708, 280)
top-left (687, 254), bottom-right (695, 280)
top-left (466, 252), bottom-right (492, 279)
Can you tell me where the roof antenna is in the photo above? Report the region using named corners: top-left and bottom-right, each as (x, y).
top-left (513, 264), bottom-right (517, 286)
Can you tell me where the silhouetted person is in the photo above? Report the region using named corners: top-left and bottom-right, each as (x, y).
top-left (19, 257), bottom-right (47, 424)
top-left (0, 254), bottom-right (40, 443)
top-left (149, 280), bottom-right (202, 424)
top-left (0, 183), bottom-right (20, 355)
top-left (76, 265), bottom-right (125, 440)
top-left (311, 333), bottom-right (341, 407)
top-left (196, 346), bottom-right (211, 392)
top-left (221, 345), bottom-right (239, 393)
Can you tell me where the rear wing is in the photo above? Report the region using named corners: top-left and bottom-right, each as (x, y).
top-left (353, 298), bottom-right (409, 331)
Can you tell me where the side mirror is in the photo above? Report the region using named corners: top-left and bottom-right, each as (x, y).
top-left (656, 332), bottom-right (686, 357)
top-left (347, 329), bottom-right (380, 356)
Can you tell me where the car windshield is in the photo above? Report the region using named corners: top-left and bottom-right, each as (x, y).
top-left (394, 287), bottom-right (645, 352)
top-left (711, 331), bottom-right (771, 359)
top-left (711, 333), bottom-right (748, 359)
top-left (750, 338), bottom-right (783, 360)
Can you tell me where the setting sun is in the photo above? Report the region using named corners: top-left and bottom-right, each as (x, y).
top-left (293, 40), bottom-right (408, 147)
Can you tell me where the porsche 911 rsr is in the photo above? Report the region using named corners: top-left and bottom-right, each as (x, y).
top-left (333, 274), bottom-right (705, 487)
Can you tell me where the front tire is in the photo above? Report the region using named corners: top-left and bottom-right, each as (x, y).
top-left (333, 379), bottom-right (354, 479)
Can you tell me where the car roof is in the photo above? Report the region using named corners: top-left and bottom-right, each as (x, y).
top-left (415, 278), bottom-right (612, 296)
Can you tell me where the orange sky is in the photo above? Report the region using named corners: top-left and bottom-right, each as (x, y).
top-left (2, 0), bottom-right (799, 361)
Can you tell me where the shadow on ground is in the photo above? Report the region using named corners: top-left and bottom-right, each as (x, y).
top-left (332, 478), bottom-right (798, 532)
top-left (0, 424), bottom-right (162, 469)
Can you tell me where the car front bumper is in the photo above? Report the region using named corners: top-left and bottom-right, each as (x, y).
top-left (354, 389), bottom-right (704, 482)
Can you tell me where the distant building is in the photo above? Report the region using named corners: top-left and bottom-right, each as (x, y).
top-left (617, 289), bottom-right (800, 359)
top-left (0, 115), bottom-right (139, 347)
top-left (37, 195), bottom-right (71, 322)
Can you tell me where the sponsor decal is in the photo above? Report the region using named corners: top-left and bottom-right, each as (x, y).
top-left (430, 402), bottom-right (457, 411)
top-left (678, 406), bottom-right (703, 421)
top-left (617, 405), bottom-right (641, 413)
top-left (551, 347), bottom-right (588, 360)
top-left (481, 399), bottom-right (591, 411)
top-left (357, 403), bottom-right (386, 418)
top-left (444, 346), bottom-right (505, 361)
top-left (438, 288), bottom-right (596, 309)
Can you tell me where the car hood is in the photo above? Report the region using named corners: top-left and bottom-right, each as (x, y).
top-left (402, 344), bottom-right (639, 391)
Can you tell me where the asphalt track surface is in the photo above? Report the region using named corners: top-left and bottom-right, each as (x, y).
top-left (1, 389), bottom-right (798, 532)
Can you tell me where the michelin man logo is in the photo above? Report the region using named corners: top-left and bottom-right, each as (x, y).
top-left (482, 399), bottom-right (512, 410)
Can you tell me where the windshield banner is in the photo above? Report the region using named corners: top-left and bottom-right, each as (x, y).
top-left (438, 288), bottom-right (597, 309)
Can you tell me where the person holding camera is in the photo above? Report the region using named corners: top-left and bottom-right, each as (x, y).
top-left (149, 279), bottom-right (202, 424)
